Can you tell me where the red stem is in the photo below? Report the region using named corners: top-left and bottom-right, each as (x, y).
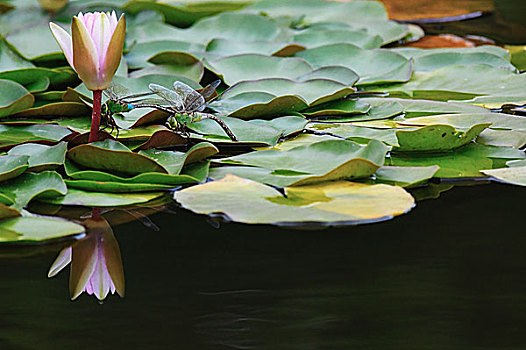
top-left (89, 90), bottom-right (103, 143)
top-left (91, 208), bottom-right (102, 220)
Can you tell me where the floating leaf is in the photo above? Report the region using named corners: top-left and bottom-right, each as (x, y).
top-left (8, 142), bottom-right (67, 171)
top-left (213, 139), bottom-right (387, 186)
top-left (213, 78), bottom-right (354, 118)
top-left (123, 0), bottom-right (254, 27)
top-left (293, 27), bottom-right (383, 49)
top-left (296, 43), bottom-right (412, 85)
top-left (0, 171), bottom-right (67, 210)
top-left (0, 124), bottom-right (71, 150)
top-left (125, 40), bottom-right (205, 69)
top-left (175, 175), bottom-right (415, 226)
top-left (301, 99), bottom-right (371, 117)
top-left (389, 144), bottom-right (526, 178)
top-left (477, 129), bottom-right (526, 148)
top-left (307, 123), bottom-right (399, 146)
top-left (67, 139), bottom-right (167, 176)
top-left (39, 188), bottom-right (166, 207)
top-left (0, 216), bottom-right (85, 244)
top-left (206, 54), bottom-right (314, 86)
top-left (205, 38), bottom-right (305, 57)
top-left (481, 166), bottom-right (526, 187)
top-left (0, 79), bottom-right (33, 118)
top-left (371, 166), bottom-right (440, 187)
top-left (188, 115), bottom-right (307, 145)
top-left (0, 154), bottom-right (29, 182)
top-left (393, 123), bottom-right (490, 152)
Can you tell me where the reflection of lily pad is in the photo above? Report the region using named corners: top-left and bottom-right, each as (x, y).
top-left (175, 175), bottom-right (415, 226)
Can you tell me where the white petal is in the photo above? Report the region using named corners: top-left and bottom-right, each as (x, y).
top-left (48, 247), bottom-right (72, 277)
top-left (49, 22), bottom-right (74, 69)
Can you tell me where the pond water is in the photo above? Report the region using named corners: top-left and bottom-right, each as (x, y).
top-left (1, 182), bottom-right (526, 349)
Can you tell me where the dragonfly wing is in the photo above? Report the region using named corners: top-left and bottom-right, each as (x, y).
top-left (172, 81), bottom-right (205, 112)
top-left (105, 82), bottom-right (134, 100)
top-left (199, 80), bottom-right (221, 100)
top-left (149, 83), bottom-right (184, 111)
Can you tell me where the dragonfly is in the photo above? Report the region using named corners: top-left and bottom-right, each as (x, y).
top-left (148, 80), bottom-right (238, 142)
top-left (100, 82), bottom-right (161, 135)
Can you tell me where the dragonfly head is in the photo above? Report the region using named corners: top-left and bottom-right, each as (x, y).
top-left (126, 103), bottom-right (135, 111)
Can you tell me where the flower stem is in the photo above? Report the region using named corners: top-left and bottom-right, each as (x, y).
top-left (89, 90), bottom-right (103, 143)
top-left (91, 208), bottom-right (102, 220)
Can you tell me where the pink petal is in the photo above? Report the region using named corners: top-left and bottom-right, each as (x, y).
top-left (49, 22), bottom-right (74, 69)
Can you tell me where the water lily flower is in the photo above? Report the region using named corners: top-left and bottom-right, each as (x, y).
top-left (38, 0), bottom-right (68, 14)
top-left (49, 11), bottom-right (125, 142)
top-left (48, 217), bottom-right (125, 301)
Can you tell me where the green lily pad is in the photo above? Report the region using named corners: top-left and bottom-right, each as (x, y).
top-left (123, 0), bottom-right (254, 27)
top-left (398, 113), bottom-right (526, 131)
top-left (364, 64), bottom-right (526, 103)
top-left (7, 142), bottom-right (66, 171)
top-left (5, 23), bottom-right (66, 62)
top-left (293, 27), bottom-right (383, 49)
top-left (175, 174), bottom-right (415, 226)
top-left (481, 166), bottom-right (526, 187)
top-left (206, 54), bottom-right (314, 86)
top-left (315, 100), bottom-right (404, 122)
top-left (301, 99), bottom-right (371, 117)
top-left (125, 40), bottom-right (205, 69)
top-left (307, 123), bottom-right (399, 146)
top-left (394, 49), bottom-right (517, 73)
top-left (64, 159), bottom-right (202, 187)
top-left (371, 165), bottom-right (440, 187)
top-left (0, 154), bottom-right (29, 182)
top-left (0, 79), bottom-right (33, 118)
top-left (205, 38), bottom-right (305, 57)
top-left (0, 124), bottom-right (71, 150)
top-left (188, 115), bottom-right (307, 145)
top-left (296, 43), bottom-right (412, 85)
top-left (67, 139), bottom-right (167, 176)
top-left (0, 215), bottom-right (85, 244)
top-left (393, 123), bottom-right (491, 152)
top-left (213, 78), bottom-right (354, 118)
top-left (477, 129), bottom-right (526, 148)
top-left (213, 139), bottom-right (387, 186)
top-left (64, 179), bottom-right (176, 193)
top-left (0, 171), bottom-right (67, 210)
top-left (138, 142), bottom-right (219, 175)
top-left (359, 97), bottom-right (489, 118)
top-left (13, 101), bottom-right (90, 117)
top-left (0, 202), bottom-right (20, 220)
top-left (39, 188), bottom-right (166, 207)
top-left (389, 144), bottom-right (526, 178)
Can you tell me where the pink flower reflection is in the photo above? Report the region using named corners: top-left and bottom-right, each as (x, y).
top-left (48, 217), bottom-right (124, 300)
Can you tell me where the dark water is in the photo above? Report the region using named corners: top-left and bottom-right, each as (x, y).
top-left (1, 183), bottom-right (526, 349)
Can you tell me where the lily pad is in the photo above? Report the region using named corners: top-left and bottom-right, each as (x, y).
top-left (206, 54), bottom-right (314, 86)
top-left (8, 142), bottom-right (67, 171)
top-left (0, 171), bottom-right (67, 210)
top-left (0, 124), bottom-right (71, 150)
top-left (175, 175), bottom-right (415, 226)
top-left (39, 188), bottom-right (166, 207)
top-left (67, 139), bottom-right (167, 176)
top-left (389, 144), bottom-right (526, 178)
top-left (123, 0), bottom-right (254, 27)
top-left (393, 123), bottom-right (491, 152)
top-left (213, 78), bottom-right (354, 118)
top-left (301, 99), bottom-right (371, 117)
top-left (0, 216), bottom-right (85, 244)
top-left (0, 154), bottom-right (29, 182)
top-left (188, 115), bottom-right (308, 145)
top-left (293, 27), bottom-right (383, 49)
top-left (296, 43), bottom-right (412, 85)
top-left (213, 139), bottom-right (387, 186)
top-left (0, 79), bottom-right (33, 118)
top-left (481, 166), bottom-right (526, 187)
top-left (307, 123), bottom-right (399, 146)
top-left (372, 166), bottom-right (440, 187)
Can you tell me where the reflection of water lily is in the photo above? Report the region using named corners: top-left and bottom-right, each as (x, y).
top-left (48, 217), bottom-right (125, 300)
top-left (49, 11), bottom-right (125, 142)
